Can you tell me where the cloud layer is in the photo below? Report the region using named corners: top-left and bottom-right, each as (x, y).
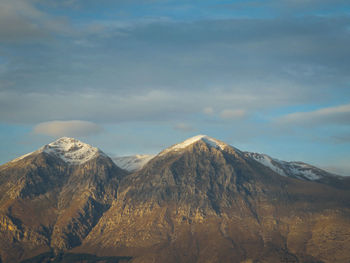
top-left (278, 104), bottom-right (350, 126)
top-left (220, 109), bottom-right (246, 120)
top-left (0, 0), bottom-right (349, 174)
top-left (0, 7), bottom-right (349, 124)
top-left (33, 120), bottom-right (102, 137)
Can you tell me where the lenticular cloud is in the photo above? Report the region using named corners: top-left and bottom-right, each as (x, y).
top-left (33, 120), bottom-right (102, 137)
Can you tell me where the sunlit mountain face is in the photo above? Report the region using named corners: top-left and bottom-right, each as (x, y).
top-left (1, 0), bottom-right (350, 179)
top-left (1, 1), bottom-right (350, 262)
top-left (1, 136), bottom-right (349, 263)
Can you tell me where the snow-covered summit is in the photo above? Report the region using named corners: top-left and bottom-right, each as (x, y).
top-left (11, 137), bottom-right (104, 165)
top-left (41, 137), bottom-right (103, 164)
top-left (160, 135), bottom-right (228, 155)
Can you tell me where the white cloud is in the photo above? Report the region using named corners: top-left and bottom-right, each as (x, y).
top-left (220, 109), bottom-right (246, 120)
top-left (33, 120), bottom-right (102, 137)
top-left (277, 103), bottom-right (350, 126)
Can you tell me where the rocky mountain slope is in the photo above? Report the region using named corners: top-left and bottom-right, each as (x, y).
top-left (0, 135), bottom-right (349, 263)
top-left (114, 137), bottom-right (342, 181)
top-left (0, 138), bottom-right (128, 262)
top-left (79, 135), bottom-right (350, 263)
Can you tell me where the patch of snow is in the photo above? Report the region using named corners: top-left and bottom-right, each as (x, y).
top-left (246, 152), bottom-right (324, 180)
top-left (160, 135), bottom-right (228, 155)
top-left (113, 154), bottom-right (154, 172)
top-left (288, 163), bottom-right (321, 180)
top-left (248, 153), bottom-right (287, 177)
top-left (41, 137), bottom-right (103, 164)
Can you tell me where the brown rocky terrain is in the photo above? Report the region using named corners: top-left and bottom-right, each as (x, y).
top-left (0, 138), bottom-right (127, 262)
top-left (79, 136), bottom-right (350, 263)
top-left (0, 136), bottom-right (349, 262)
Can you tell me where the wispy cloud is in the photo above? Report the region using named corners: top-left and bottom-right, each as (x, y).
top-left (1, 15), bottom-right (349, 125)
top-left (277, 103), bottom-right (350, 126)
top-left (0, 0), bottom-right (72, 43)
top-left (33, 120), bottom-right (102, 137)
top-left (220, 109), bottom-right (246, 120)
top-left (173, 123), bottom-right (195, 132)
top-left (330, 134), bottom-right (350, 144)
top-left (220, 0), bottom-right (350, 16)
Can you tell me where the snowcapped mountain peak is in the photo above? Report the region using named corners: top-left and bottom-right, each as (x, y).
top-left (41, 137), bottom-right (103, 164)
top-left (160, 135), bottom-right (228, 155)
top-left (47, 137), bottom-right (82, 146)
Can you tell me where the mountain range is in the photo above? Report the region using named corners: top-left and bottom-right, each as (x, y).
top-left (0, 135), bottom-right (349, 263)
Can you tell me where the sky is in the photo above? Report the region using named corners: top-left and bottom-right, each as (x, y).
top-left (0, 0), bottom-right (350, 176)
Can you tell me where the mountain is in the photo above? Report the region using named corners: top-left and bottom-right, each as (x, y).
top-left (113, 155), bottom-right (155, 172)
top-left (0, 135), bottom-right (349, 263)
top-left (113, 140), bottom-right (341, 181)
top-left (0, 137), bottom-right (128, 263)
top-left (79, 135), bottom-right (350, 263)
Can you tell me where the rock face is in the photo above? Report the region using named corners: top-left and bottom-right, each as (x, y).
top-left (0, 138), bottom-right (127, 262)
top-left (80, 135), bottom-right (350, 263)
top-left (0, 135), bottom-right (350, 263)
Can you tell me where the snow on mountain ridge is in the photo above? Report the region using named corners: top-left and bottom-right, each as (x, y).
top-left (160, 135), bottom-right (228, 155)
top-left (245, 152), bottom-right (328, 180)
top-left (247, 153), bottom-right (288, 177)
top-left (42, 137), bottom-right (103, 164)
top-left (113, 154), bottom-right (155, 172)
top-left (8, 135), bottom-right (339, 180)
top-left (10, 137), bottom-right (104, 165)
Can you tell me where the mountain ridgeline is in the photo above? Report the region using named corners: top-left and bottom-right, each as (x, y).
top-left (0, 136), bottom-right (349, 263)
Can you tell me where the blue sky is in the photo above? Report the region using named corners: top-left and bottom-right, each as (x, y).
top-left (0, 0), bottom-right (350, 175)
